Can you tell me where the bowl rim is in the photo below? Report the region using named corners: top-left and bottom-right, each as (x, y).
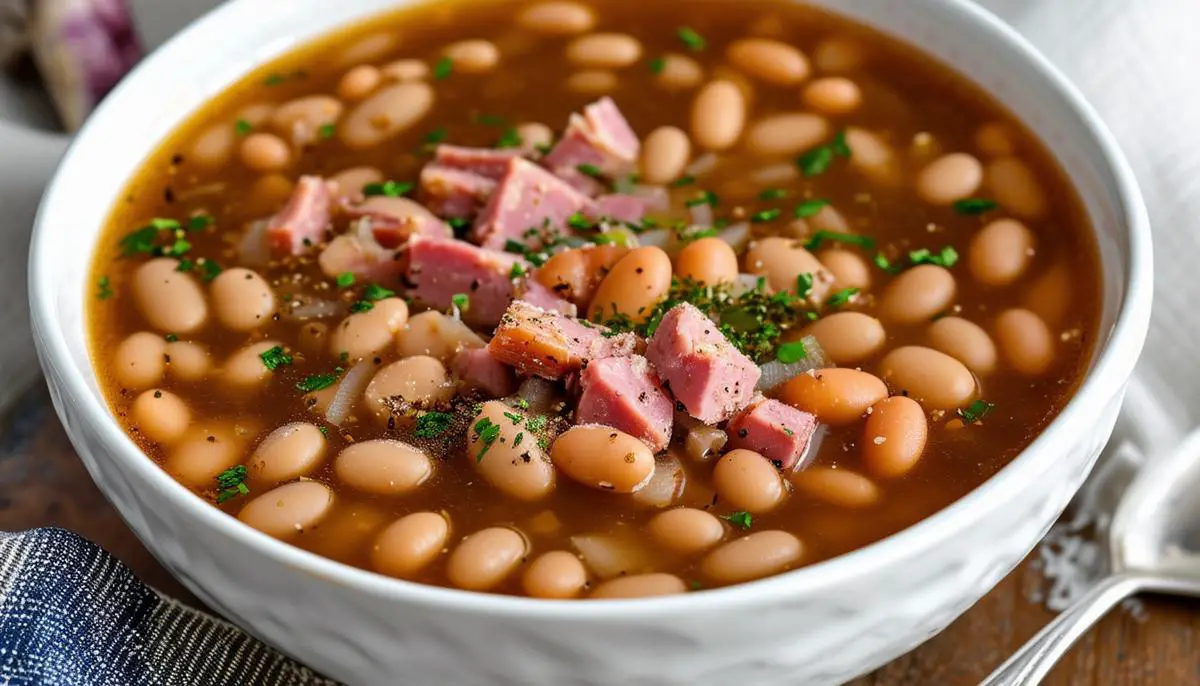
top-left (28, 0), bottom-right (1153, 619)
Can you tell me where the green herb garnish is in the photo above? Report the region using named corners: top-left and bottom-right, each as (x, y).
top-left (317, 123), bottom-right (336, 140)
top-left (423, 128), bottom-right (448, 146)
top-left (804, 231), bottom-right (876, 251)
top-left (776, 340), bottom-right (808, 364)
top-left (684, 190), bottom-right (719, 207)
top-left (296, 373), bottom-right (338, 393)
top-left (451, 293), bottom-right (470, 313)
top-left (362, 180), bottom-right (414, 198)
top-left (164, 334), bottom-right (178, 342)
top-left (414, 411), bottom-right (454, 438)
top-left (796, 273), bottom-right (814, 298)
top-left (472, 417), bottom-right (502, 461)
top-left (496, 128), bottom-right (523, 149)
top-left (363, 283), bottom-right (396, 301)
top-left (957, 399), bottom-right (995, 424)
top-left (721, 511), bottom-right (753, 530)
top-left (259, 346), bottom-right (293, 371)
top-left (794, 199), bottom-right (829, 219)
top-left (670, 175), bottom-right (696, 188)
top-left (349, 301), bottom-right (374, 313)
top-left (649, 56), bottom-right (667, 74)
top-left (96, 276), bottom-right (113, 300)
top-left (826, 287), bottom-right (860, 308)
top-left (234, 119), bottom-right (253, 136)
top-left (336, 272), bottom-right (356, 288)
top-left (433, 56), bottom-right (453, 80)
top-left (758, 188), bottom-right (787, 201)
top-left (509, 262), bottom-right (526, 279)
top-left (576, 163), bottom-right (604, 179)
top-left (908, 246), bottom-right (959, 268)
top-left (215, 465), bottom-right (250, 504)
top-left (953, 198), bottom-right (998, 215)
top-left (751, 208), bottom-right (782, 223)
top-left (676, 26), bottom-right (706, 51)
top-left (796, 131), bottom-right (850, 177)
top-left (187, 215), bottom-right (214, 232)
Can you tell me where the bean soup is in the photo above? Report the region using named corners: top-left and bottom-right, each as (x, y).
top-left (88, 0), bottom-right (1100, 599)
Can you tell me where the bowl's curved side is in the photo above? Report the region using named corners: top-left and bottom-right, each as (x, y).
top-left (28, 0), bottom-right (1151, 684)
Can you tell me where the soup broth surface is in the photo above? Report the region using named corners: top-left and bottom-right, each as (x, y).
top-left (89, 0), bottom-right (1100, 599)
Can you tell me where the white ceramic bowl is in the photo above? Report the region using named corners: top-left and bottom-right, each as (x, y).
top-left (28, 0), bottom-right (1152, 684)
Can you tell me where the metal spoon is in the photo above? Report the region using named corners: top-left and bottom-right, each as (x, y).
top-left (981, 426), bottom-right (1200, 685)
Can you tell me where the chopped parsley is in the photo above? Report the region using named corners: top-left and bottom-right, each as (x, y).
top-left (317, 123), bottom-right (336, 140)
top-left (796, 131), bottom-right (851, 177)
top-left (187, 214), bottom-right (214, 231)
top-left (524, 415), bottom-right (548, 433)
top-left (684, 190), bottom-right (719, 207)
top-left (509, 262), bottom-right (526, 279)
top-left (826, 287), bottom-right (860, 308)
top-left (676, 226), bottom-right (719, 244)
top-left (776, 340), bottom-right (808, 364)
top-left (873, 252), bottom-right (900, 273)
top-left (96, 276), bottom-right (113, 300)
top-left (721, 511), bottom-right (753, 530)
top-left (335, 272), bottom-right (356, 288)
top-left (502, 411), bottom-right (523, 425)
top-left (796, 273), bottom-right (815, 298)
top-left (953, 198), bottom-right (998, 215)
top-left (195, 260), bottom-right (222, 282)
top-left (234, 119), bottom-right (253, 136)
top-left (908, 246), bottom-right (959, 268)
top-left (451, 293), bottom-right (470, 312)
top-left (433, 56), bottom-right (454, 80)
top-left (296, 373), bottom-right (338, 393)
top-left (414, 411), bottom-right (454, 438)
top-left (164, 334), bottom-right (178, 342)
top-left (349, 301), bottom-right (374, 314)
top-left (751, 208), bottom-right (782, 223)
top-left (576, 163), bottom-right (604, 179)
top-left (794, 199), bottom-right (829, 219)
top-left (259, 346), bottom-right (293, 371)
top-left (566, 212), bottom-right (593, 231)
top-left (670, 175), bottom-right (696, 188)
top-left (758, 188), bottom-right (787, 201)
top-left (448, 217), bottom-right (471, 238)
top-left (262, 70), bottom-right (304, 86)
top-left (957, 399), bottom-right (995, 424)
top-left (362, 180), bottom-right (414, 198)
top-left (676, 26), bottom-right (706, 51)
top-left (318, 425), bottom-right (329, 437)
top-left (215, 465), bottom-right (250, 504)
top-left (804, 231), bottom-right (876, 251)
top-left (496, 128), bottom-right (523, 149)
top-left (472, 417), bottom-right (502, 461)
top-left (423, 128), bottom-right (448, 146)
top-left (363, 283), bottom-right (396, 301)
top-left (648, 56), bottom-right (667, 74)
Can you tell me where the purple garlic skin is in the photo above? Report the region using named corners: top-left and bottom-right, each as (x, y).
top-left (30, 0), bottom-right (143, 131)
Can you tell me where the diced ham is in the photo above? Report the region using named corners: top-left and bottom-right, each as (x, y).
top-left (517, 278), bottom-right (578, 317)
top-left (433, 145), bottom-right (526, 180)
top-left (488, 301), bottom-right (639, 379)
top-left (554, 167), bottom-right (607, 198)
top-left (726, 398), bottom-right (818, 470)
top-left (645, 303), bottom-right (761, 424)
top-left (266, 175), bottom-right (334, 255)
top-left (472, 158), bottom-right (596, 250)
top-left (452, 347), bottom-right (516, 398)
top-left (543, 97), bottom-right (640, 178)
top-left (577, 355), bottom-right (673, 453)
top-left (317, 234), bottom-right (402, 283)
top-left (405, 236), bottom-right (524, 326)
top-left (343, 196), bottom-right (452, 248)
top-left (419, 165), bottom-right (496, 218)
top-left (591, 194), bottom-right (651, 225)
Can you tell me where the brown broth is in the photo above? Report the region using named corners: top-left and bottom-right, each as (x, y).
top-left (87, 0), bottom-right (1100, 596)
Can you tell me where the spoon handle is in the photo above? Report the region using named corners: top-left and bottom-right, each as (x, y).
top-left (979, 573), bottom-right (1144, 686)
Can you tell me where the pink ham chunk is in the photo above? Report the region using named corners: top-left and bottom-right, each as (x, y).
top-left (343, 196), bottom-right (451, 248)
top-left (434, 145), bottom-right (526, 180)
top-left (577, 355), bottom-right (673, 453)
top-left (726, 398), bottom-right (818, 470)
top-left (516, 278), bottom-right (578, 317)
top-left (419, 165), bottom-right (496, 219)
top-left (452, 347), bottom-right (517, 398)
top-left (266, 176), bottom-right (334, 255)
top-left (405, 236), bottom-right (523, 326)
top-left (472, 158), bottom-right (596, 250)
top-left (488, 300), bottom-right (639, 379)
top-left (591, 194), bottom-right (651, 225)
top-left (543, 97), bottom-right (640, 178)
top-left (645, 303), bottom-right (761, 424)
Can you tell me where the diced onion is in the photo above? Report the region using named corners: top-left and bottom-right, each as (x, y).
top-left (688, 202), bottom-right (714, 227)
top-left (751, 162), bottom-right (799, 186)
top-left (517, 377), bottom-right (558, 414)
top-left (284, 298), bottom-right (343, 320)
top-left (237, 220), bottom-right (270, 267)
top-left (326, 359), bottom-right (374, 426)
top-left (630, 185), bottom-right (670, 211)
top-left (631, 453), bottom-right (687, 508)
top-left (756, 335), bottom-right (831, 392)
top-left (636, 228), bottom-right (672, 249)
top-left (684, 152), bottom-right (718, 177)
top-left (731, 273), bottom-right (763, 297)
top-left (792, 424), bottom-right (827, 473)
top-left (716, 221), bottom-right (750, 251)
top-left (571, 533), bottom-right (654, 579)
top-left (681, 418), bottom-right (728, 463)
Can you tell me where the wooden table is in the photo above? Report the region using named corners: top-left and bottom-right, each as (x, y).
top-left (4, 383), bottom-right (1198, 686)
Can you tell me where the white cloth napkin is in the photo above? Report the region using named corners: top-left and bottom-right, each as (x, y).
top-left (0, 0), bottom-right (1195, 422)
